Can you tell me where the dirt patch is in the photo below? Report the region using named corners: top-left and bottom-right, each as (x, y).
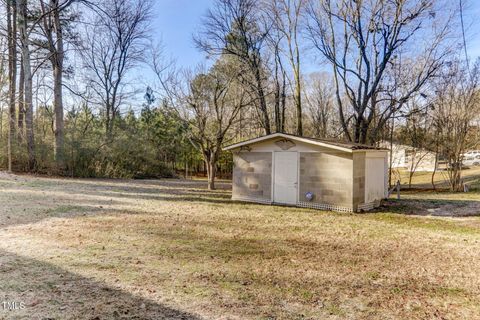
top-left (380, 198), bottom-right (480, 217)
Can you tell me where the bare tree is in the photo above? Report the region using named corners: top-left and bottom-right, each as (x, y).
top-left (81, 0), bottom-right (152, 139)
top-left (6, 0), bottom-right (17, 172)
top-left (149, 47), bottom-right (250, 190)
top-left (17, 55), bottom-right (24, 137)
top-left (265, 25), bottom-right (287, 133)
top-left (396, 99), bottom-right (435, 188)
top-left (17, 0), bottom-right (35, 169)
top-left (195, 0), bottom-right (272, 135)
top-left (267, 0), bottom-right (305, 135)
top-left (272, 38), bottom-right (287, 133)
top-left (303, 72), bottom-right (338, 138)
top-left (0, 39), bottom-right (8, 162)
top-left (37, 0), bottom-right (76, 170)
top-left (185, 61), bottom-right (249, 190)
top-left (432, 59), bottom-right (479, 191)
top-left (307, 0), bottom-right (450, 144)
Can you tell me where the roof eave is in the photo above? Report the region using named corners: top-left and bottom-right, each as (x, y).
top-left (223, 133), bottom-right (284, 151)
top-left (351, 148), bottom-right (389, 153)
top-left (223, 133), bottom-right (353, 153)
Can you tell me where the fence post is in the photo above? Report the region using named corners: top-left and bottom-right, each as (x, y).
top-left (396, 180), bottom-right (400, 200)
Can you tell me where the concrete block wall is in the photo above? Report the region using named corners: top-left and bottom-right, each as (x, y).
top-left (233, 152), bottom-right (272, 201)
top-left (299, 152), bottom-right (353, 207)
top-left (352, 152), bottom-right (366, 211)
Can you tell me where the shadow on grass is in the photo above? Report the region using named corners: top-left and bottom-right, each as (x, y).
top-left (66, 187), bottom-right (233, 204)
top-left (0, 250), bottom-right (200, 320)
top-left (0, 178), bottom-right (237, 229)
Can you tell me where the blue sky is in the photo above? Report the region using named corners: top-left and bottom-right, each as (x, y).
top-left (152, 0), bottom-right (215, 68)
top-left (126, 0), bottom-right (480, 111)
top-left (152, 0), bottom-right (480, 70)
top-left (463, 1), bottom-right (480, 59)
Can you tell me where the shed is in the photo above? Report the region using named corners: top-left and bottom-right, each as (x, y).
top-left (224, 133), bottom-right (389, 212)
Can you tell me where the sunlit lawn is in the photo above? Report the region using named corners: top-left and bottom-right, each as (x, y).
top-left (0, 173), bottom-right (479, 319)
top-left (392, 166), bottom-right (480, 190)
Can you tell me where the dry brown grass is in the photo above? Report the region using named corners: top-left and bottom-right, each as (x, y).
top-left (0, 172), bottom-right (479, 319)
top-left (392, 166), bottom-right (480, 190)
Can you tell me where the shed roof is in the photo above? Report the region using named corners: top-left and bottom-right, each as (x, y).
top-left (223, 133), bottom-right (388, 153)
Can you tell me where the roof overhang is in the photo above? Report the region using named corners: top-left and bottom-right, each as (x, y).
top-left (223, 133), bottom-right (354, 153)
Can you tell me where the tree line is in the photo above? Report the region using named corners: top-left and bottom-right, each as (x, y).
top-left (0, 0), bottom-right (478, 191)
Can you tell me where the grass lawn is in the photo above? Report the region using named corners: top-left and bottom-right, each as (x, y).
top-left (0, 173), bottom-right (479, 319)
top-left (391, 166), bottom-right (480, 190)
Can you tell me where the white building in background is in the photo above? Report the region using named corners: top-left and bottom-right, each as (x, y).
top-left (380, 142), bottom-right (438, 172)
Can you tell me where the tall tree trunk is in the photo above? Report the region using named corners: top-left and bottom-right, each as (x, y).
top-left (273, 45), bottom-right (284, 133)
top-left (40, 0), bottom-right (65, 171)
top-left (294, 66), bottom-right (302, 135)
top-left (7, 0), bottom-right (17, 172)
top-left (204, 150), bottom-right (218, 191)
top-left (207, 159), bottom-right (216, 190)
top-left (274, 86), bottom-right (280, 132)
top-left (17, 0), bottom-right (35, 170)
top-left (18, 56), bottom-right (25, 141)
top-left (105, 100), bottom-right (114, 140)
top-left (274, 70), bottom-right (287, 133)
top-left (52, 0), bottom-right (65, 170)
top-left (253, 65), bottom-right (270, 135)
top-left (359, 119), bottom-right (369, 144)
top-left (280, 72), bottom-right (286, 132)
top-left (431, 149), bottom-right (438, 191)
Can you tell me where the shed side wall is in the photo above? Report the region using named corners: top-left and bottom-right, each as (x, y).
top-left (233, 152), bottom-right (272, 202)
top-left (299, 152), bottom-right (353, 208)
top-left (365, 152), bottom-right (389, 203)
top-left (353, 152), bottom-right (366, 211)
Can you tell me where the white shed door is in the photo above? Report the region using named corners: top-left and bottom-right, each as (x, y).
top-left (273, 152), bottom-right (298, 205)
top-left (365, 157), bottom-right (387, 203)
